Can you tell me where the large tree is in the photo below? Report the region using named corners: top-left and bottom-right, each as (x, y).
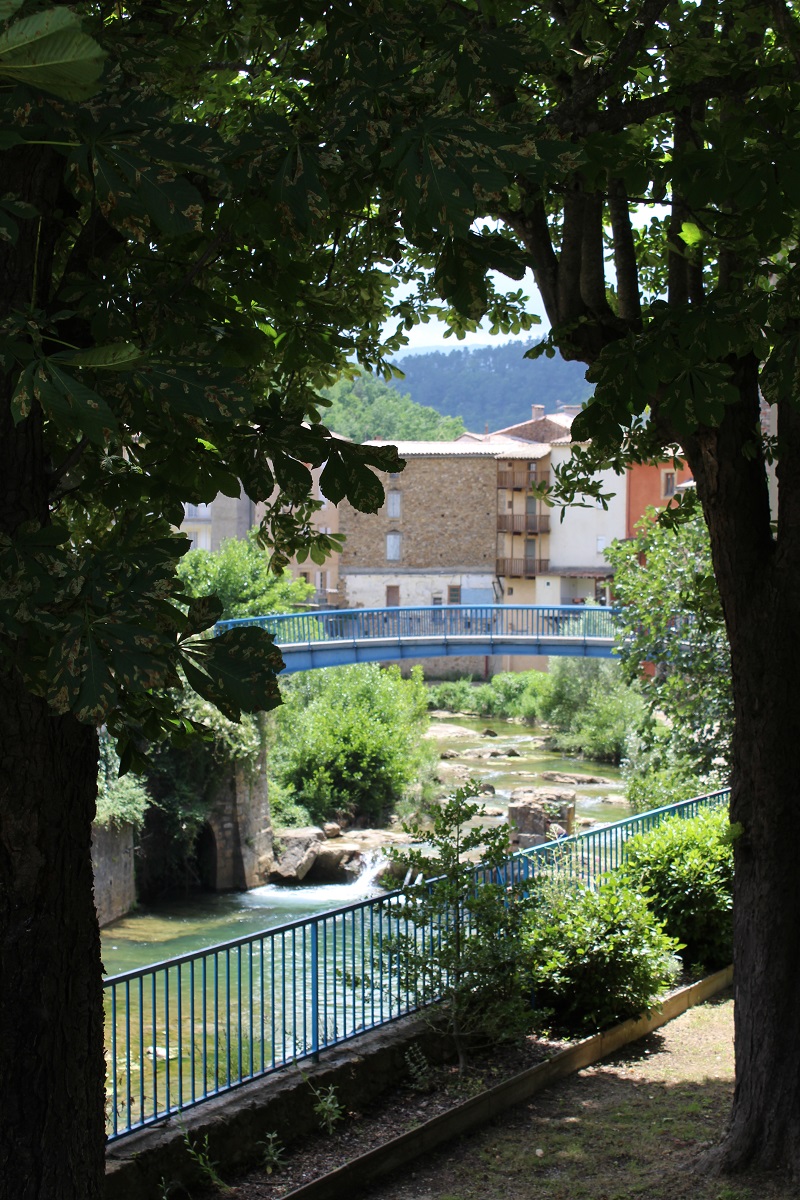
top-left (260, 0), bottom-right (800, 1178)
top-left (0, 4), bottom-right (412, 1197)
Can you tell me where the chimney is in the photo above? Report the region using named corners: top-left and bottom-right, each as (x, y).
top-left (531, 404), bottom-right (545, 422)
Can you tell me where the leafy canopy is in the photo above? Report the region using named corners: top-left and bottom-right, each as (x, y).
top-left (177, 538), bottom-right (315, 622)
top-left (0, 1), bottom-right (411, 770)
top-left (607, 499), bottom-right (732, 778)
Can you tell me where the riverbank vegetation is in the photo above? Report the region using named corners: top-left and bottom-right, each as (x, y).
top-left (428, 659), bottom-right (648, 765)
top-left (608, 503), bottom-right (731, 813)
top-left (268, 664), bottom-right (436, 828)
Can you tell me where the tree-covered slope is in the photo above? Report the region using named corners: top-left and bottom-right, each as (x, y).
top-left (322, 374), bottom-right (465, 441)
top-left (386, 341), bottom-right (593, 431)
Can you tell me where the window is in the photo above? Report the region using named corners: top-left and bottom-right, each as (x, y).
top-left (386, 585), bottom-right (400, 607)
top-left (386, 531), bottom-right (401, 561)
top-left (386, 490), bottom-right (401, 519)
top-left (432, 595), bottom-right (443, 605)
top-left (185, 526), bottom-right (211, 551)
top-left (662, 470), bottom-right (676, 498)
top-left (448, 585), bottom-right (461, 604)
top-left (184, 502), bottom-right (211, 520)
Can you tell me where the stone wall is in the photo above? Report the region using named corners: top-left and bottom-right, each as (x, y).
top-left (339, 455), bottom-right (498, 585)
top-left (204, 756), bottom-right (273, 891)
top-left (92, 822), bottom-right (136, 927)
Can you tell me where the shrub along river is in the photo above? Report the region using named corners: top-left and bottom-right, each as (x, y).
top-left (101, 716), bottom-right (628, 978)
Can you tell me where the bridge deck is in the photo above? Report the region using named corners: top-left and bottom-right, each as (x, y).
top-left (216, 604), bottom-right (618, 671)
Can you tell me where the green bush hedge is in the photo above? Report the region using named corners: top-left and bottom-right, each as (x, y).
top-left (522, 873), bottom-right (681, 1034)
top-left (618, 806), bottom-right (734, 970)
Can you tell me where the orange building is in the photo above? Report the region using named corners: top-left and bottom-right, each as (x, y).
top-left (625, 459), bottom-right (693, 538)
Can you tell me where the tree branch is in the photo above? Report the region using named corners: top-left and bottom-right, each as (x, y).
top-left (608, 178), bottom-right (642, 326)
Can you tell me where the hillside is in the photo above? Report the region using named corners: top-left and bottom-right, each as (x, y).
top-left (321, 375), bottom-right (465, 442)
top-left (387, 340), bottom-right (593, 431)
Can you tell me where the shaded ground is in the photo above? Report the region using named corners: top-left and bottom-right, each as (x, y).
top-left (222, 993), bottom-right (795, 1200)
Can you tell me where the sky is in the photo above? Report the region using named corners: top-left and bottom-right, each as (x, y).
top-left (391, 267), bottom-right (550, 357)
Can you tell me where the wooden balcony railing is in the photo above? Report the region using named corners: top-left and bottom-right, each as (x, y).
top-left (497, 470), bottom-right (550, 490)
top-left (496, 513), bottom-right (551, 534)
top-left (496, 557), bottom-right (551, 578)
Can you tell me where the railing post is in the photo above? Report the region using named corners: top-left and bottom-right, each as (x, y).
top-left (310, 921), bottom-right (320, 1061)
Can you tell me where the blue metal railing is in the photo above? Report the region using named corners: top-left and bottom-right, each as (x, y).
top-left (217, 604), bottom-right (619, 644)
top-left (103, 788), bottom-right (729, 1140)
top-left (215, 605), bottom-right (620, 670)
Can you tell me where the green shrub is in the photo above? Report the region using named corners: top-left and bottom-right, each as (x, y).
top-left (388, 783), bottom-right (534, 1070)
top-left (427, 678), bottom-right (478, 712)
top-left (96, 730), bottom-right (150, 829)
top-left (522, 873), bottom-right (681, 1034)
top-left (618, 807), bottom-right (734, 970)
top-left (272, 664), bottom-right (434, 826)
top-left (427, 670), bottom-right (551, 722)
top-left (267, 779), bottom-right (311, 829)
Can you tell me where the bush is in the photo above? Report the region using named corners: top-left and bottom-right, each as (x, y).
top-left (427, 670), bottom-right (551, 722)
top-left (388, 783), bottom-right (534, 1069)
top-left (618, 807), bottom-right (734, 970)
top-left (267, 779), bottom-right (311, 829)
top-left (539, 659), bottom-right (646, 763)
top-left (522, 873), bottom-right (681, 1034)
top-left (272, 664), bottom-right (434, 826)
top-left (427, 677), bottom-right (478, 712)
top-left (95, 730), bottom-right (149, 830)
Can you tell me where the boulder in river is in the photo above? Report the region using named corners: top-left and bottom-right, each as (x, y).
top-left (482, 728), bottom-right (498, 737)
top-left (270, 827), bottom-right (324, 883)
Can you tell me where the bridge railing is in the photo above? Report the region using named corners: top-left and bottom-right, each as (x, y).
top-left (216, 604), bottom-right (620, 645)
top-left (104, 787), bottom-right (728, 1141)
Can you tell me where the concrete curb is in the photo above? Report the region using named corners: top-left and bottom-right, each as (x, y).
top-left (281, 966), bottom-right (734, 1200)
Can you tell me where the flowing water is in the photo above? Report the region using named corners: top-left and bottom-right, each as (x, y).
top-left (101, 718), bottom-right (627, 978)
top-left (101, 858), bottom-right (386, 978)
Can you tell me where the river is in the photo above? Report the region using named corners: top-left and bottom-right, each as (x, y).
top-left (101, 715), bottom-right (628, 978)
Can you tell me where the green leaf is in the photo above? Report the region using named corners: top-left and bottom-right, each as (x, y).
top-left (679, 221), bottom-right (703, 247)
top-left (0, 0), bottom-right (25, 21)
top-left (57, 343), bottom-right (144, 371)
top-left (180, 626), bottom-right (284, 719)
top-left (45, 362), bottom-right (120, 443)
top-left (0, 8), bottom-right (105, 100)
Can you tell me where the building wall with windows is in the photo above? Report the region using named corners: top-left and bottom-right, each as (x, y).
top-left (338, 450), bottom-right (499, 610)
top-left (625, 460), bottom-right (694, 537)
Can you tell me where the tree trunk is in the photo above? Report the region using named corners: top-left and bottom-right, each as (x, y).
top-left (0, 674), bottom-right (105, 1200)
top-left (684, 368), bottom-right (800, 1174)
top-left (0, 142), bottom-right (108, 1198)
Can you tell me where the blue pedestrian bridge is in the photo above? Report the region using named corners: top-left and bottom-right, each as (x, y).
top-left (216, 604), bottom-right (619, 672)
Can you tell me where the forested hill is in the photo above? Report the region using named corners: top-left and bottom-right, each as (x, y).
top-left (387, 340), bottom-right (593, 431)
top-left (321, 375), bottom-right (465, 441)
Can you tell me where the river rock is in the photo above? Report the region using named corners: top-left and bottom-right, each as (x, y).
top-left (270, 827), bottom-right (324, 883)
top-left (482, 806), bottom-right (504, 817)
top-left (482, 728), bottom-right (498, 737)
top-left (323, 822), bottom-right (341, 839)
top-left (516, 832), bottom-right (549, 849)
top-left (506, 800), bottom-right (550, 837)
top-left (506, 747), bottom-right (521, 757)
top-left (509, 785), bottom-right (576, 806)
top-left (440, 749), bottom-right (459, 759)
top-left (306, 841), bottom-right (363, 883)
top-left (541, 770), bottom-right (614, 785)
top-left (479, 782), bottom-right (496, 795)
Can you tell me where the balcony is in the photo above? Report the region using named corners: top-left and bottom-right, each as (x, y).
top-left (496, 513), bottom-right (551, 534)
top-left (496, 557), bottom-right (550, 578)
top-left (497, 470), bottom-right (549, 491)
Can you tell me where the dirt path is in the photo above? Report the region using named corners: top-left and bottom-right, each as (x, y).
top-left (228, 994), bottom-right (795, 1200)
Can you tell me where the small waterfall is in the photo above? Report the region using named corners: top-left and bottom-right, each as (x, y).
top-left (243, 848), bottom-right (388, 910)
